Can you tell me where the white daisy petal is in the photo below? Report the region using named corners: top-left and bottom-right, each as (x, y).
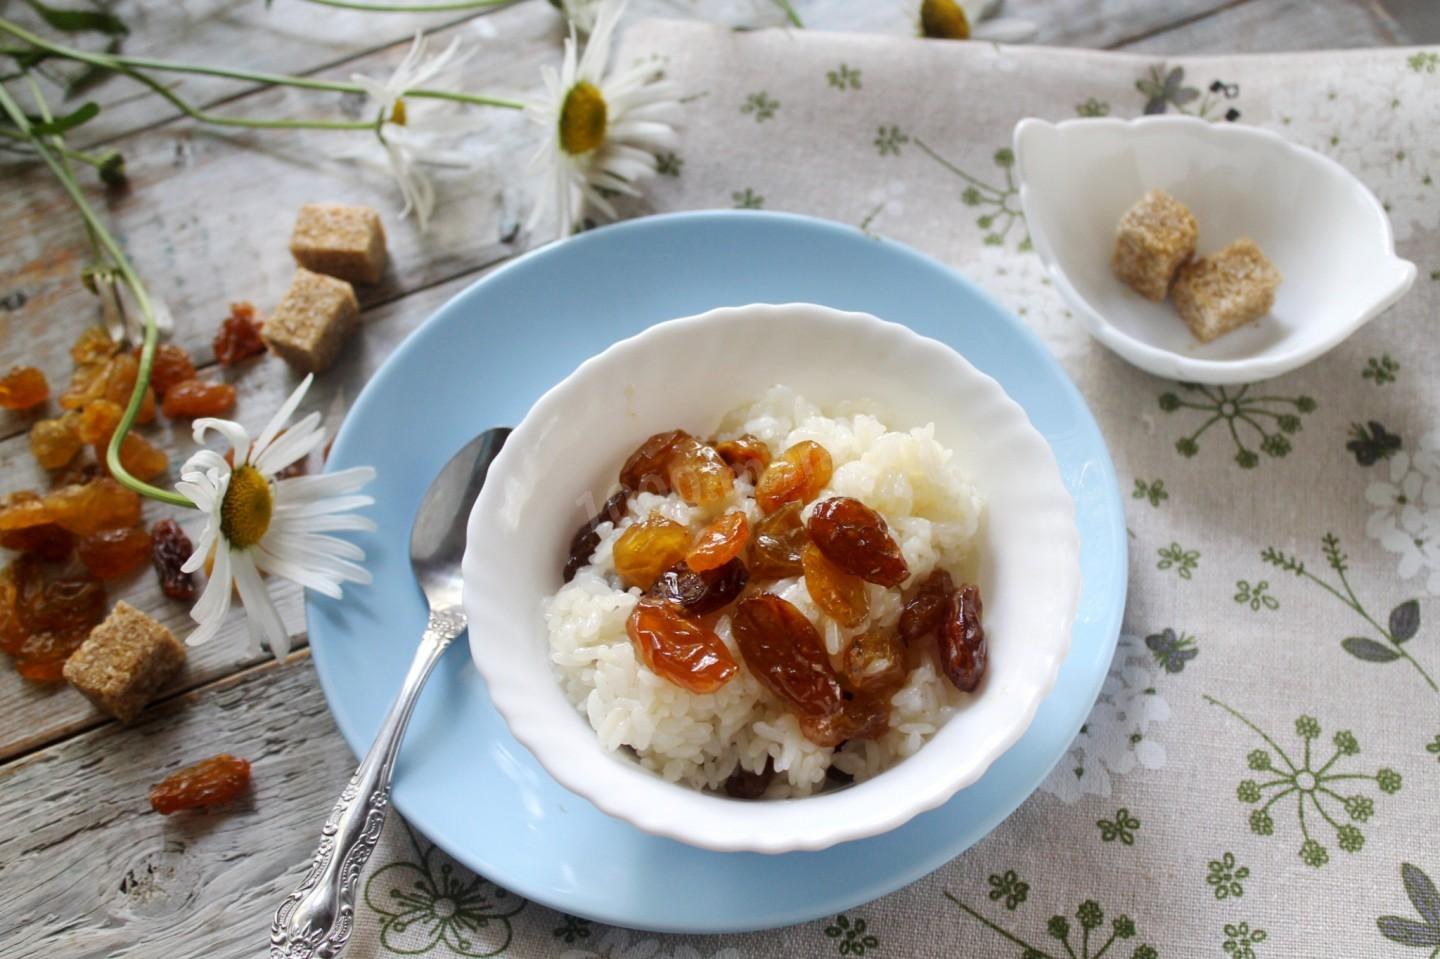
top-left (254, 413), bottom-right (326, 476)
top-left (230, 551), bottom-right (290, 660)
top-left (187, 545), bottom-right (234, 646)
top-left (276, 468), bottom-right (379, 503)
top-left (194, 417), bottom-right (252, 457)
top-left (252, 376), bottom-right (315, 462)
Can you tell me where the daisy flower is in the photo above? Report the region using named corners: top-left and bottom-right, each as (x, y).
top-left (175, 375), bottom-right (376, 659)
top-left (351, 32), bottom-right (470, 231)
top-left (527, 0), bottom-right (681, 238)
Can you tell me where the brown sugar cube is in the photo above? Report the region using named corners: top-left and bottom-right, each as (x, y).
top-left (1172, 238), bottom-right (1282, 343)
top-left (262, 267), bottom-right (360, 373)
top-left (63, 601), bottom-right (185, 722)
top-left (290, 203), bottom-right (388, 285)
top-left (1112, 189), bottom-right (1198, 301)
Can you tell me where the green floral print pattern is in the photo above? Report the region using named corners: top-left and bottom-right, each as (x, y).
top-left (1156, 542), bottom-right (1199, 580)
top-left (825, 914), bottom-right (879, 955)
top-left (1407, 51), bottom-right (1438, 73)
top-left (912, 140), bottom-right (1030, 249)
top-left (1145, 628), bottom-right (1198, 673)
top-left (655, 152), bottom-right (682, 176)
top-left (1262, 535), bottom-right (1434, 691)
top-left (364, 824), bottom-right (525, 956)
top-left (1206, 852), bottom-right (1249, 900)
top-left (1132, 478), bottom-right (1168, 507)
top-left (1346, 421), bottom-right (1403, 465)
top-left (1233, 580), bottom-right (1278, 611)
top-left (945, 892), bottom-right (1157, 959)
top-left (1363, 354), bottom-right (1400, 384)
top-left (827, 63), bottom-right (861, 90)
top-left (553, 915), bottom-right (593, 945)
top-left (1222, 922), bottom-right (1267, 958)
top-left (1157, 383), bottom-right (1315, 469)
top-left (1206, 697), bottom-right (1402, 868)
top-left (731, 188), bottom-right (764, 209)
top-left (740, 91), bottom-right (778, 121)
top-left (1377, 863), bottom-right (1440, 950)
top-left (1076, 97), bottom-right (1110, 117)
top-left (988, 870), bottom-right (1030, 910)
top-left (1097, 808), bottom-right (1141, 845)
top-left (874, 124), bottom-right (909, 156)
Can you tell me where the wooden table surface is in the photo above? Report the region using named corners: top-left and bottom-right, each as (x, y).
top-left (0, 1), bottom-right (1425, 955)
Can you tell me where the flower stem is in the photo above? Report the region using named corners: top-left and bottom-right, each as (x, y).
top-left (0, 83), bottom-right (193, 508)
top-left (942, 892), bottom-right (1056, 959)
top-left (772, 0), bottom-right (805, 27)
top-left (0, 18), bottom-right (526, 113)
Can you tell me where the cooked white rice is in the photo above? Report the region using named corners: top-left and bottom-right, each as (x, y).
top-left (544, 386), bottom-right (984, 797)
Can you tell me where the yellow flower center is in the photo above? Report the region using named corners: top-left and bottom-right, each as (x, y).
top-left (389, 99), bottom-right (408, 126)
top-left (220, 464), bottom-right (273, 550)
top-left (558, 80), bottom-right (607, 155)
top-left (920, 0), bottom-right (970, 39)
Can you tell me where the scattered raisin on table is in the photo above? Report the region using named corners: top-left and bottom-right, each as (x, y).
top-left (807, 496), bottom-right (909, 587)
top-left (28, 413), bottom-right (83, 470)
top-left (149, 754), bottom-right (253, 814)
top-left (711, 434), bottom-right (771, 484)
top-left (749, 501), bottom-right (808, 579)
top-left (625, 596), bottom-right (737, 694)
top-left (0, 520), bottom-right (75, 562)
top-left (618, 430), bottom-right (690, 496)
top-left (104, 432), bottom-right (168, 482)
top-left (43, 479), bottom-right (143, 536)
top-left (562, 490), bottom-right (628, 582)
top-left (898, 569), bottom-right (954, 643)
top-left (101, 354), bottom-right (157, 424)
top-left (161, 379), bottom-right (237, 419)
top-left (59, 359), bottom-right (108, 410)
top-left (754, 441), bottom-right (832, 514)
top-left (76, 399), bottom-right (123, 444)
top-left (70, 327), bottom-right (119, 367)
top-left (723, 758), bottom-right (775, 800)
top-left (151, 519), bottom-right (197, 601)
top-left (686, 511), bottom-right (749, 572)
top-left (1, 558), bottom-right (107, 683)
top-left (78, 527), bottom-right (154, 579)
top-left (612, 511), bottom-right (691, 590)
top-left (938, 583), bottom-right (987, 692)
top-left (0, 366), bottom-right (49, 410)
top-left (731, 595), bottom-right (844, 719)
top-left (648, 558), bottom-right (748, 616)
top-left (138, 343), bottom-right (197, 398)
top-left (802, 542), bottom-right (870, 628)
top-left (213, 302), bottom-right (266, 366)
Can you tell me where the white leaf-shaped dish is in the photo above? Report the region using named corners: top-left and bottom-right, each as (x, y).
top-left (1014, 116), bottom-right (1416, 384)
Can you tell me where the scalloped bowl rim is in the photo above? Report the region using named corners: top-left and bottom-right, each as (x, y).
top-left (460, 302), bottom-right (1081, 854)
top-left (1014, 115), bottom-right (1417, 384)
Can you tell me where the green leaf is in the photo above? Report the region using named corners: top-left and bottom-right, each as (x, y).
top-left (1341, 637), bottom-right (1400, 663)
top-left (28, 101), bottom-right (99, 135)
top-left (22, 0), bottom-right (128, 35)
top-left (1390, 600), bottom-right (1419, 643)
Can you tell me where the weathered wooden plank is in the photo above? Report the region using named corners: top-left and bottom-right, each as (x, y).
top-left (1118, 0), bottom-right (1403, 53)
top-left (0, 652), bottom-right (358, 959)
top-left (0, 0), bottom-right (549, 442)
top-left (0, 269), bottom-right (478, 761)
top-left (8, 0), bottom-right (524, 146)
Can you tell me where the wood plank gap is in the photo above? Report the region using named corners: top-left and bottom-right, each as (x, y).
top-left (1105, 0), bottom-right (1256, 49)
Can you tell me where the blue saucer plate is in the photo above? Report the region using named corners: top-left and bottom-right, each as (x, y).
top-left (310, 210), bottom-right (1127, 934)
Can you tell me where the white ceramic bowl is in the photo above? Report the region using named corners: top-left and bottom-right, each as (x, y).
top-left (1014, 116), bottom-right (1416, 384)
top-left (462, 303), bottom-right (1080, 853)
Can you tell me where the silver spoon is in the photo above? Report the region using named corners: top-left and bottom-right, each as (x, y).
top-left (270, 427), bottom-right (510, 959)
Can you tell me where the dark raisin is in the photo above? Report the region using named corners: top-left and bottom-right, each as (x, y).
top-left (648, 558), bottom-right (749, 615)
top-left (562, 490), bottom-right (629, 582)
top-left (723, 758), bottom-right (775, 799)
top-left (151, 519), bottom-right (197, 601)
top-left (938, 583), bottom-right (987, 692)
top-left (898, 569), bottom-right (955, 643)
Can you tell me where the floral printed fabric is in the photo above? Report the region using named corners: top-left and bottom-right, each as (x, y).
top-left (341, 25), bottom-right (1440, 958)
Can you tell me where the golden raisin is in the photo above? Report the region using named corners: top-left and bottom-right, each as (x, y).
top-left (807, 497), bottom-right (910, 587)
top-left (70, 326), bottom-right (119, 367)
top-left (755, 441), bottom-right (832, 514)
top-left (731, 594), bottom-right (844, 719)
top-left (625, 596), bottom-right (738, 694)
top-left (59, 360), bottom-right (108, 410)
top-left (101, 354), bottom-right (157, 424)
top-left (2, 559), bottom-right (107, 682)
top-left (612, 511), bottom-right (691, 590)
top-left (0, 366), bottom-right (49, 410)
top-left (667, 436), bottom-right (735, 507)
top-left (44, 479), bottom-right (143, 536)
top-left (841, 628), bottom-right (908, 697)
top-left (648, 558), bottom-right (748, 615)
top-left (161, 379), bottom-right (237, 419)
top-left (149, 754), bottom-right (253, 814)
top-left (899, 568), bottom-right (955, 643)
top-left (712, 434), bottom-right (771, 484)
top-left (137, 343), bottom-right (197, 398)
top-left (802, 542), bottom-right (870, 628)
top-left (213, 302), bottom-right (266, 366)
top-left (939, 584), bottom-right (986, 693)
top-left (77, 398), bottom-right (124, 444)
top-left (102, 432), bottom-right (168, 482)
top-left (78, 527), bottom-right (153, 579)
top-left (749, 501), bottom-right (808, 579)
top-left (0, 489), bottom-right (54, 533)
top-left (618, 429), bottom-right (690, 495)
top-left (687, 511), bottom-right (749, 572)
top-left (29, 413), bottom-right (83, 470)
top-left (0, 493), bottom-right (74, 562)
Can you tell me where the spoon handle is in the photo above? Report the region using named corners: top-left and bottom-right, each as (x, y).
top-left (270, 606), bottom-right (467, 959)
